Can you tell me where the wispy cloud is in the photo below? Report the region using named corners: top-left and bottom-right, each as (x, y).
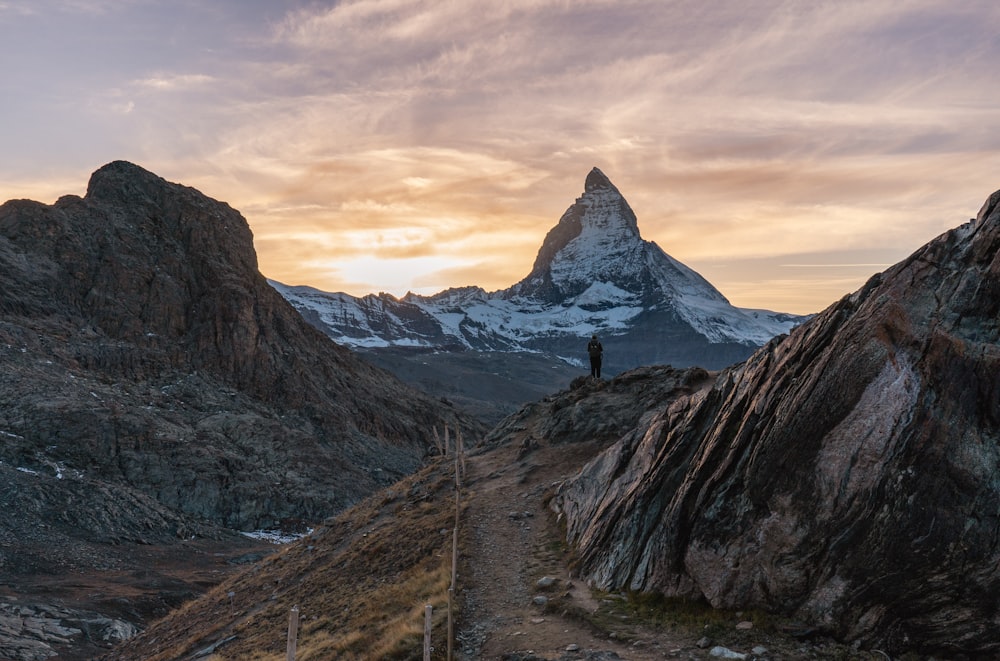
top-left (136, 73), bottom-right (216, 90)
top-left (3, 1), bottom-right (1000, 313)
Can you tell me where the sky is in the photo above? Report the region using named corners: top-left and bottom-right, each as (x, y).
top-left (2, 1), bottom-right (1000, 315)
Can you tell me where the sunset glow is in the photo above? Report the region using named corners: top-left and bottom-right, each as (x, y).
top-left (3, 1), bottom-right (1000, 314)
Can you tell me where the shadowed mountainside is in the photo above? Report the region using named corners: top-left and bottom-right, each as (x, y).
top-left (101, 368), bottom-right (875, 661)
top-left (0, 161), bottom-right (485, 660)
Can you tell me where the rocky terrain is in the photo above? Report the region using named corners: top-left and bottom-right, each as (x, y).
top-left (4, 161), bottom-right (998, 660)
top-left (0, 161), bottom-right (484, 659)
top-left (98, 367), bottom-right (872, 661)
top-left (555, 190), bottom-right (1000, 656)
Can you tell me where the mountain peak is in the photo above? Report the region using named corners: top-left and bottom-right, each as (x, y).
top-left (86, 160), bottom-right (166, 202)
top-left (509, 168), bottom-right (648, 301)
top-left (585, 167), bottom-right (617, 193)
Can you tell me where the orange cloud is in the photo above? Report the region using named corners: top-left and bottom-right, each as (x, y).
top-left (4, 1), bottom-right (1000, 317)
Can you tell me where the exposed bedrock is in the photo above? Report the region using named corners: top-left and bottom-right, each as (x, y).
top-left (555, 191), bottom-right (1000, 656)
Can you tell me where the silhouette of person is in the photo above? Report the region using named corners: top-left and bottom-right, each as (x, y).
top-left (587, 334), bottom-right (603, 379)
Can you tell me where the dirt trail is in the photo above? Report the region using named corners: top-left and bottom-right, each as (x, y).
top-left (456, 439), bottom-right (681, 660)
top-left (452, 433), bottom-right (868, 661)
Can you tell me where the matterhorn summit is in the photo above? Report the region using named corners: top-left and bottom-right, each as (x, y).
top-left (273, 168), bottom-right (806, 374)
top-left (511, 167), bottom-right (649, 301)
top-left (507, 167), bottom-right (760, 345)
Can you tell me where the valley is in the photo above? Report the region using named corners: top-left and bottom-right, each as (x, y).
top-left (101, 369), bottom-right (866, 661)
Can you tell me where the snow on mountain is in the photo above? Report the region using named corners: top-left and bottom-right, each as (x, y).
top-left (272, 168), bottom-right (808, 371)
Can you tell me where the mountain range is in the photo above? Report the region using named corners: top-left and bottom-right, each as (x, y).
top-left (274, 168), bottom-right (806, 377)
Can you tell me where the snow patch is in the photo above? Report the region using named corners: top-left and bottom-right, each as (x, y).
top-left (241, 528), bottom-right (314, 545)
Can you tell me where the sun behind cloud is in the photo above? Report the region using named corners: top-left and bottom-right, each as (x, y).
top-left (2, 1), bottom-right (1000, 315)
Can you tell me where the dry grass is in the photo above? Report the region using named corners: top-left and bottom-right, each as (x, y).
top-left (291, 564), bottom-right (451, 660)
top-left (104, 457), bottom-right (462, 661)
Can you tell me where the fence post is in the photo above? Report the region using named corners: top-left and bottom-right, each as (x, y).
top-left (454, 430), bottom-right (462, 520)
top-left (457, 428), bottom-right (466, 479)
top-left (447, 586), bottom-right (454, 661)
top-left (448, 429), bottom-right (462, 661)
top-left (448, 524), bottom-right (458, 660)
top-left (286, 605), bottom-right (299, 661)
top-left (423, 604), bottom-right (433, 661)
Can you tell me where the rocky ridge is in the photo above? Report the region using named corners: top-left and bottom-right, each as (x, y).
top-left (553, 189), bottom-right (1000, 656)
top-left (0, 161), bottom-right (484, 659)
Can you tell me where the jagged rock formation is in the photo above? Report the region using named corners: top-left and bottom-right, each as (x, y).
top-left (0, 161), bottom-right (485, 659)
top-left (553, 190), bottom-right (1000, 656)
top-left (1, 160), bottom-right (481, 524)
top-left (482, 365), bottom-right (715, 452)
top-left (275, 168), bottom-right (805, 375)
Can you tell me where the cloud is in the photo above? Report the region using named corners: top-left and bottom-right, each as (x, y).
top-left (5, 1), bottom-right (1000, 314)
top-left (110, 99), bottom-right (135, 114)
top-left (136, 73), bottom-right (216, 90)
top-left (0, 0), bottom-right (128, 17)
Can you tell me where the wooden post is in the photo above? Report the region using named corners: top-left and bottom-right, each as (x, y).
top-left (286, 606), bottom-right (299, 661)
top-left (457, 428), bottom-right (465, 479)
top-left (447, 587), bottom-right (454, 661)
top-left (451, 527), bottom-right (458, 589)
top-left (454, 455), bottom-right (461, 533)
top-left (423, 604), bottom-right (433, 661)
top-left (448, 525), bottom-right (458, 660)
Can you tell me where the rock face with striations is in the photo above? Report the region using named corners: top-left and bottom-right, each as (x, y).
top-left (553, 190), bottom-right (1000, 656)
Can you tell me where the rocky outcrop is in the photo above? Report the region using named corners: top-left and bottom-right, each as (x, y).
top-left (0, 161), bottom-right (485, 659)
top-left (553, 192), bottom-right (1000, 656)
top-left (482, 365), bottom-right (715, 452)
top-left (0, 161), bottom-right (483, 527)
top-left (0, 601), bottom-right (137, 661)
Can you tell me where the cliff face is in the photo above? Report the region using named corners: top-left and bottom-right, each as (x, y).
top-left (0, 160), bottom-right (484, 533)
top-left (554, 191), bottom-right (1000, 655)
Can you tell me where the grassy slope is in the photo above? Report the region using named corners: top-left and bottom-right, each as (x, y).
top-left (103, 456), bottom-right (461, 661)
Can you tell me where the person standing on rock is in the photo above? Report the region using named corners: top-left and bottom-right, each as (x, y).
top-left (587, 334), bottom-right (603, 379)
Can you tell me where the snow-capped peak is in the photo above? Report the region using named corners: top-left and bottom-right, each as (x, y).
top-left (273, 168), bottom-right (808, 372)
top-left (508, 166), bottom-right (730, 314)
top-left (509, 167), bottom-right (646, 301)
